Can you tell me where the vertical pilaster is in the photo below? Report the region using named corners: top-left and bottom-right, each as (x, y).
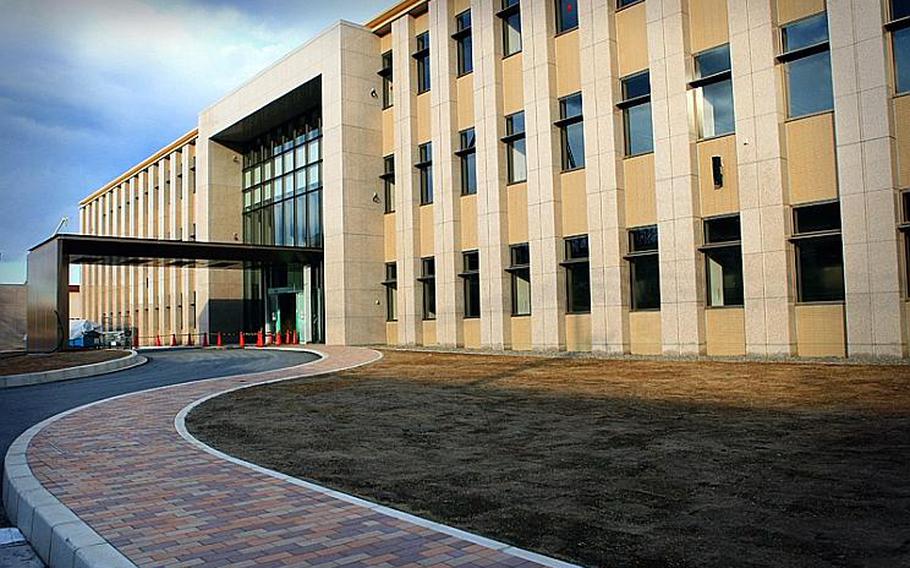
top-left (473, 0), bottom-right (511, 349)
top-left (648, 0), bottom-right (705, 355)
top-left (729, 0), bottom-right (795, 356)
top-left (581, 0), bottom-right (629, 353)
top-left (394, 15), bottom-right (423, 345)
top-left (828, 0), bottom-right (904, 357)
top-left (523, 0), bottom-right (565, 350)
top-left (431, 0), bottom-right (464, 347)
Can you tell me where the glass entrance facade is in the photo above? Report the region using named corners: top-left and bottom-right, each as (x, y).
top-left (240, 109), bottom-right (324, 342)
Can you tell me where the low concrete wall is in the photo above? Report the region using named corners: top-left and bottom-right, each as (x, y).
top-left (0, 284), bottom-right (27, 352)
top-left (0, 351), bottom-right (146, 389)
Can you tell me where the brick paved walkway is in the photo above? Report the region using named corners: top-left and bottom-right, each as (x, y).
top-left (25, 347), bottom-right (570, 568)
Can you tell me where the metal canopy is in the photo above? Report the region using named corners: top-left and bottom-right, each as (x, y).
top-left (40, 234), bottom-right (323, 269)
top-left (26, 234), bottom-right (322, 352)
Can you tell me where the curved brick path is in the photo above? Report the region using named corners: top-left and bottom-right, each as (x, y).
top-left (23, 347), bottom-right (573, 568)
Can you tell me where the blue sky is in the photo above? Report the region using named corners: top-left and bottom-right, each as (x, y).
top-left (0, 0), bottom-right (387, 283)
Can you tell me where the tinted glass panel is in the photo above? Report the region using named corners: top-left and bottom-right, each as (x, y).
top-left (503, 9), bottom-right (522, 56)
top-left (567, 264), bottom-right (591, 313)
top-left (895, 0), bottom-right (910, 19)
top-left (566, 236), bottom-right (589, 259)
top-left (563, 121), bottom-right (586, 170)
top-left (797, 236), bottom-right (845, 302)
top-left (508, 138), bottom-right (527, 183)
top-left (787, 51), bottom-right (834, 117)
top-left (705, 216), bottom-right (741, 243)
top-left (706, 248), bottom-right (744, 307)
top-left (622, 72), bottom-right (651, 99)
top-left (561, 93), bottom-right (583, 118)
top-left (896, 27), bottom-right (910, 94)
top-left (631, 255), bottom-right (661, 310)
top-left (698, 79), bottom-right (735, 137)
top-left (557, 0), bottom-right (579, 32)
top-left (625, 102), bottom-right (653, 155)
top-left (507, 112), bottom-right (525, 134)
top-left (456, 10), bottom-right (471, 29)
top-left (794, 202), bottom-right (841, 234)
top-left (782, 13), bottom-right (829, 52)
top-left (511, 244), bottom-right (530, 266)
top-left (695, 44), bottom-right (731, 78)
top-left (630, 226), bottom-right (659, 252)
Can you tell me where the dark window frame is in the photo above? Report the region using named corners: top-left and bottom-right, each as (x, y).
top-left (457, 128), bottom-right (477, 195)
top-left (625, 225), bottom-right (661, 311)
top-left (414, 31), bottom-right (431, 94)
top-left (560, 235), bottom-right (591, 314)
top-left (699, 215), bottom-right (744, 308)
top-left (379, 50), bottom-right (394, 109)
top-left (900, 190), bottom-right (910, 296)
top-left (503, 111), bottom-right (527, 184)
top-left (381, 154), bottom-right (395, 213)
top-left (382, 262), bottom-right (398, 322)
top-left (507, 243), bottom-right (532, 316)
top-left (453, 9), bottom-right (474, 76)
top-left (690, 44), bottom-right (735, 140)
top-left (497, 0), bottom-right (522, 58)
top-left (556, 92), bottom-right (585, 171)
top-left (555, 0), bottom-right (579, 35)
top-left (887, 2), bottom-right (910, 94)
top-left (778, 12), bottom-right (834, 119)
top-left (418, 256), bottom-right (437, 320)
top-left (618, 71), bottom-right (654, 157)
top-left (459, 250), bottom-right (481, 318)
top-left (789, 200), bottom-right (846, 303)
top-left (416, 142), bottom-right (434, 205)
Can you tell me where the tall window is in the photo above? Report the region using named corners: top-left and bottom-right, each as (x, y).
top-left (499, 0), bottom-right (522, 57)
top-left (508, 243), bottom-right (531, 316)
top-left (692, 44), bottom-right (735, 139)
top-left (458, 128), bottom-right (477, 195)
top-left (454, 10), bottom-right (473, 76)
top-left (242, 111), bottom-right (322, 248)
top-left (379, 50), bottom-right (394, 109)
top-left (791, 202), bottom-right (845, 302)
top-left (556, 0), bottom-right (578, 33)
top-left (701, 216), bottom-right (743, 307)
top-left (619, 71), bottom-right (653, 156)
top-left (890, 0), bottom-right (910, 94)
top-left (417, 142), bottom-right (433, 205)
top-left (617, 0), bottom-right (643, 7)
top-left (562, 236), bottom-right (591, 313)
top-left (419, 257), bottom-right (437, 320)
top-left (383, 263), bottom-right (398, 321)
top-left (414, 31), bottom-right (431, 94)
top-left (780, 12), bottom-right (833, 118)
top-left (504, 111), bottom-right (527, 183)
top-left (557, 93), bottom-right (585, 170)
top-left (626, 226), bottom-right (660, 310)
top-left (461, 251), bottom-right (481, 318)
top-left (901, 191), bottom-right (910, 294)
top-left (381, 155), bottom-right (395, 213)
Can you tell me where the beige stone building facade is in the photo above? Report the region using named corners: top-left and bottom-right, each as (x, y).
top-left (79, 0), bottom-right (910, 358)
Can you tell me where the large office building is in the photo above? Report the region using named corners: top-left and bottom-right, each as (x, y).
top-left (78, 0), bottom-right (910, 358)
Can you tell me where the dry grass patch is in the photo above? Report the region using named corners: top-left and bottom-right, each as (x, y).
top-left (0, 350), bottom-right (128, 376)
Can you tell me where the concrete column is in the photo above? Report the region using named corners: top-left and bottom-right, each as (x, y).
top-left (523, 0), bottom-right (566, 350)
top-left (157, 160), bottom-right (168, 337)
top-left (473, 0), bottom-right (511, 349)
top-left (828, 0), bottom-right (905, 357)
top-left (430, 0), bottom-right (464, 347)
top-left (393, 15), bottom-right (424, 345)
top-left (580, 0), bottom-right (629, 353)
top-left (728, 0), bottom-right (795, 356)
top-left (647, 0), bottom-right (705, 355)
top-left (168, 153), bottom-right (179, 335)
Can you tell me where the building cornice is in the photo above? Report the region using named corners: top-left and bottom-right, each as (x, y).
top-left (365, 0), bottom-right (427, 33)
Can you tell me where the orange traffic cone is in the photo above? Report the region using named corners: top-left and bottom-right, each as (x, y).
top-left (256, 330), bottom-right (264, 348)
top-left (216, 332), bottom-right (223, 347)
top-left (239, 332), bottom-right (246, 348)
top-left (155, 335), bottom-right (162, 347)
top-left (202, 333), bottom-right (209, 347)
top-left (293, 330), bottom-right (299, 344)
top-left (171, 334), bottom-right (178, 347)
top-left (187, 333), bottom-right (194, 346)
top-left (276, 331), bottom-right (283, 346)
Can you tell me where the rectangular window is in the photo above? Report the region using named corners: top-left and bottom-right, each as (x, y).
top-left (504, 111), bottom-right (527, 183)
top-left (780, 13), bottom-right (833, 118)
top-left (692, 44), bottom-right (735, 139)
top-left (382, 155), bottom-right (395, 213)
top-left (891, 1), bottom-right (910, 94)
top-left (461, 251), bottom-right (481, 318)
top-left (619, 71), bottom-right (653, 156)
top-left (458, 128), bottom-right (477, 195)
top-left (701, 216), bottom-right (744, 307)
top-left (557, 93), bottom-right (585, 171)
top-left (556, 0), bottom-right (578, 33)
top-left (617, 0), bottom-right (643, 7)
top-left (499, 0), bottom-right (522, 57)
top-left (901, 190), bottom-right (910, 295)
top-left (383, 263), bottom-right (398, 321)
top-left (454, 10), bottom-right (474, 76)
top-left (791, 201), bottom-right (845, 302)
top-left (420, 257), bottom-right (436, 320)
top-left (417, 142), bottom-right (434, 205)
top-left (626, 226), bottom-right (660, 310)
top-left (508, 243), bottom-right (531, 316)
top-left (380, 50), bottom-right (394, 108)
top-left (562, 235), bottom-right (591, 313)
top-left (415, 31), bottom-right (431, 94)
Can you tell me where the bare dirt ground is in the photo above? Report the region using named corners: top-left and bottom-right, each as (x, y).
top-left (187, 351), bottom-right (910, 568)
top-left (0, 350), bottom-right (128, 376)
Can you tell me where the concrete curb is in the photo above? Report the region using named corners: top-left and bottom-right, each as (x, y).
top-left (176, 348), bottom-right (582, 568)
top-left (0, 351), bottom-right (147, 389)
top-left (1, 346), bottom-right (321, 568)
